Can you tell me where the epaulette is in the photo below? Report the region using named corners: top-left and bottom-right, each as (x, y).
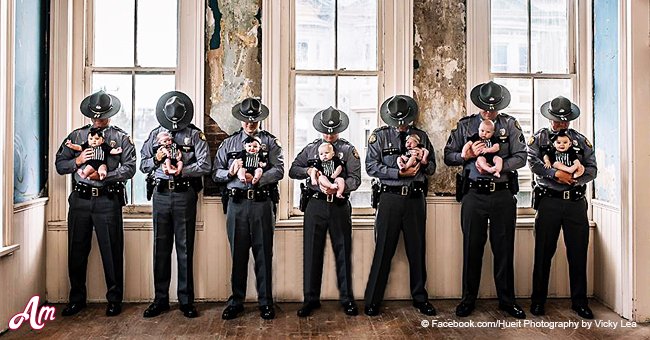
top-left (374, 125), bottom-right (390, 133)
top-left (459, 114), bottom-right (475, 122)
top-left (409, 126), bottom-right (424, 132)
top-left (309, 138), bottom-right (321, 145)
top-left (72, 124), bottom-right (92, 132)
top-left (499, 112), bottom-right (514, 119)
top-left (187, 123), bottom-right (201, 130)
top-left (107, 125), bottom-right (129, 134)
top-left (258, 130), bottom-right (277, 139)
top-left (337, 137), bottom-right (350, 144)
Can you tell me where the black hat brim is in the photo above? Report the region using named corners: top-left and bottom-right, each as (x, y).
top-left (155, 91), bottom-right (194, 131)
top-left (540, 100), bottom-right (580, 122)
top-left (379, 95), bottom-right (418, 127)
top-left (231, 102), bottom-right (270, 122)
top-left (312, 109), bottom-right (349, 134)
top-left (470, 83), bottom-right (511, 111)
top-left (80, 93), bottom-right (121, 119)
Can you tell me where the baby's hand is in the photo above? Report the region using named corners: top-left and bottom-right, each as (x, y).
top-left (65, 139), bottom-right (72, 147)
top-left (544, 160), bottom-right (552, 169)
top-left (114, 147), bottom-right (123, 153)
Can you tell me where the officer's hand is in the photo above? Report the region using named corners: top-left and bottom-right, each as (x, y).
top-left (470, 141), bottom-right (486, 157)
top-left (554, 170), bottom-right (576, 185)
top-left (75, 148), bottom-right (94, 166)
top-left (319, 183), bottom-right (337, 195)
top-left (155, 148), bottom-right (166, 162)
top-left (399, 163), bottom-right (420, 177)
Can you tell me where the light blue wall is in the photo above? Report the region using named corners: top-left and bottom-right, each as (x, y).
top-left (593, 0), bottom-right (619, 204)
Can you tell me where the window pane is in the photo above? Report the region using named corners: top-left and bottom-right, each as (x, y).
top-left (531, 0), bottom-right (568, 73)
top-left (132, 74), bottom-right (176, 204)
top-left (295, 0), bottom-right (335, 70)
top-left (337, 0), bottom-right (377, 71)
top-left (137, 0), bottom-right (178, 67)
top-left (494, 77), bottom-right (533, 207)
top-left (534, 78), bottom-right (572, 131)
top-left (338, 76), bottom-right (377, 207)
top-left (92, 73), bottom-right (133, 134)
top-left (93, 0), bottom-right (135, 67)
top-left (491, 0), bottom-right (528, 73)
top-left (292, 75), bottom-right (336, 208)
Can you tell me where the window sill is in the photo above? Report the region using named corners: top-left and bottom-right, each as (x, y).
top-left (0, 244), bottom-right (20, 258)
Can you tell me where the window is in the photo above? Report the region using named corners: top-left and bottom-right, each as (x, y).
top-left (488, 0), bottom-right (577, 208)
top-left (291, 0), bottom-right (380, 213)
top-left (85, 0), bottom-right (178, 205)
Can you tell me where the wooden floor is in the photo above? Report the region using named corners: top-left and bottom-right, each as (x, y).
top-left (3, 299), bottom-right (649, 339)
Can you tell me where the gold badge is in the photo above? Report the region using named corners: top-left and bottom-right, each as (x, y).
top-left (368, 133), bottom-right (377, 144)
top-left (352, 147), bottom-right (359, 159)
top-left (261, 144), bottom-right (268, 151)
top-left (514, 120), bottom-right (522, 131)
top-left (585, 138), bottom-right (593, 148)
top-left (528, 136), bottom-right (535, 146)
top-left (199, 132), bottom-right (206, 141)
top-left (499, 128), bottom-right (506, 136)
top-left (110, 140), bottom-right (117, 148)
top-left (184, 137), bottom-right (191, 145)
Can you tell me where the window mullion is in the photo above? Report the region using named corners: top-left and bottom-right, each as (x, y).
top-left (527, 0), bottom-right (531, 73)
top-left (134, 0), bottom-right (138, 67)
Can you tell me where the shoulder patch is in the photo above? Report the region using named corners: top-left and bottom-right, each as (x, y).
top-left (585, 138), bottom-right (593, 148)
top-left (528, 136), bottom-right (535, 146)
top-left (128, 136), bottom-right (134, 145)
top-left (274, 138), bottom-right (282, 148)
top-left (368, 133), bottom-right (377, 144)
top-left (514, 120), bottom-right (522, 131)
top-left (352, 147), bottom-right (359, 159)
top-left (199, 132), bottom-right (206, 141)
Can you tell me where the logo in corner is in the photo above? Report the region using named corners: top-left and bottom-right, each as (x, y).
top-left (8, 296), bottom-right (56, 331)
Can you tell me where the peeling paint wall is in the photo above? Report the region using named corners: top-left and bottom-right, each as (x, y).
top-left (413, 0), bottom-right (466, 194)
top-left (204, 0), bottom-right (262, 195)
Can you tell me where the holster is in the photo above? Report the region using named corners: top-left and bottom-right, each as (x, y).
top-left (455, 169), bottom-right (470, 202)
top-left (146, 172), bottom-right (156, 201)
top-left (371, 178), bottom-right (381, 208)
top-left (532, 185), bottom-right (542, 210)
top-left (190, 177), bottom-right (204, 193)
top-left (508, 170), bottom-right (519, 195)
top-left (221, 187), bottom-right (229, 214)
top-left (299, 182), bottom-right (310, 212)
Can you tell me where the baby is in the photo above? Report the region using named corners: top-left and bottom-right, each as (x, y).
top-left (66, 127), bottom-right (122, 180)
top-left (542, 130), bottom-right (584, 178)
top-left (231, 136), bottom-right (268, 185)
top-left (311, 142), bottom-right (346, 199)
top-left (156, 131), bottom-right (184, 175)
top-left (397, 134), bottom-right (429, 170)
top-left (462, 119), bottom-right (503, 178)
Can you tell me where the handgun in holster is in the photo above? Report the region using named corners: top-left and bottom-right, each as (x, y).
top-left (371, 178), bottom-right (381, 209)
top-left (146, 172), bottom-right (156, 201)
top-left (116, 182), bottom-right (128, 206)
top-left (455, 169), bottom-right (470, 202)
top-left (221, 187), bottom-right (229, 214)
top-left (508, 170), bottom-right (520, 195)
top-left (299, 182), bottom-right (311, 212)
top-left (531, 180), bottom-right (541, 210)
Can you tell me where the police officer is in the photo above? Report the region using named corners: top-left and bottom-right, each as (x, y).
top-left (140, 91), bottom-right (211, 318)
top-left (528, 96), bottom-right (597, 319)
top-left (213, 98), bottom-right (284, 320)
top-left (444, 81), bottom-right (527, 319)
top-left (364, 95), bottom-right (436, 317)
top-left (55, 90), bottom-right (136, 317)
top-left (289, 107), bottom-right (361, 317)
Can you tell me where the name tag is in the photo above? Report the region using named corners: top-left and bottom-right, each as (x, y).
top-left (227, 151), bottom-right (240, 159)
top-left (382, 148), bottom-right (400, 156)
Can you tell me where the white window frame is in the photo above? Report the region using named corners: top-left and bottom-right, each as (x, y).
top-left (47, 0), bottom-right (204, 223)
top-left (263, 0), bottom-right (413, 222)
top-left (467, 0), bottom-right (592, 216)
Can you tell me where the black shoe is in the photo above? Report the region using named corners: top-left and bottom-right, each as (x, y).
top-left (530, 303), bottom-right (545, 316)
top-left (222, 304), bottom-right (244, 320)
top-left (455, 302), bottom-right (475, 317)
top-left (106, 302), bottom-right (122, 317)
top-left (572, 305), bottom-right (594, 319)
top-left (61, 302), bottom-right (87, 316)
top-left (180, 304), bottom-right (198, 318)
top-left (143, 302), bottom-right (170, 318)
top-left (297, 301), bottom-right (321, 317)
top-left (342, 301), bottom-right (358, 316)
top-left (364, 303), bottom-right (380, 316)
top-left (499, 303), bottom-right (526, 319)
top-left (260, 305), bottom-right (275, 320)
top-left (413, 301), bottom-right (436, 316)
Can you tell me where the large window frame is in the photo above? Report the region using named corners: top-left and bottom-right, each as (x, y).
top-left (264, 0), bottom-right (414, 222)
top-left (467, 0), bottom-right (591, 216)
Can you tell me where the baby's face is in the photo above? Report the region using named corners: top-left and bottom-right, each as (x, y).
top-left (405, 137), bottom-right (418, 149)
top-left (478, 123), bottom-right (495, 139)
top-left (88, 134), bottom-right (103, 147)
top-left (245, 141), bottom-right (261, 154)
top-left (158, 135), bottom-right (173, 146)
top-left (554, 136), bottom-right (572, 152)
top-left (319, 145), bottom-right (334, 161)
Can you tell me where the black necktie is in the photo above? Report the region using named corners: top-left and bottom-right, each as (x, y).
top-left (398, 131), bottom-right (407, 153)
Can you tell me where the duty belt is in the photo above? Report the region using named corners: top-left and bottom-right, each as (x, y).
top-left (74, 182), bottom-right (121, 199)
top-left (537, 185), bottom-right (586, 201)
top-left (309, 189), bottom-right (349, 204)
top-left (468, 178), bottom-right (510, 193)
top-left (228, 187), bottom-right (271, 201)
top-left (380, 182), bottom-right (426, 197)
top-left (156, 178), bottom-right (193, 193)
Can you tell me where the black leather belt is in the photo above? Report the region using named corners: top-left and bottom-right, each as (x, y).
top-left (309, 190), bottom-right (349, 204)
top-left (74, 182), bottom-right (121, 199)
top-left (228, 187), bottom-right (271, 201)
top-left (468, 178), bottom-right (510, 193)
top-left (380, 182), bottom-right (426, 197)
top-left (156, 178), bottom-right (193, 193)
top-left (537, 185), bottom-right (586, 201)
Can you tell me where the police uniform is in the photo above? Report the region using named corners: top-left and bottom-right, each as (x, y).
top-left (213, 98), bottom-right (284, 320)
top-left (289, 108), bottom-right (361, 316)
top-left (363, 95), bottom-right (436, 316)
top-left (528, 96), bottom-right (597, 318)
top-left (55, 91), bottom-right (136, 316)
top-left (444, 81), bottom-right (527, 318)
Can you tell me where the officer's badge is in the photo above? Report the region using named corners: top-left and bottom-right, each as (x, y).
top-left (274, 138), bottom-right (282, 148)
top-left (110, 140), bottom-right (117, 148)
top-left (352, 148), bottom-right (359, 159)
top-left (528, 136), bottom-right (535, 146)
top-left (261, 144), bottom-right (268, 151)
top-left (514, 120), bottom-right (522, 131)
top-left (338, 152), bottom-right (344, 159)
top-left (499, 128), bottom-right (506, 136)
top-left (184, 137), bottom-right (191, 145)
top-left (199, 132), bottom-right (206, 141)
top-left (585, 138), bottom-right (593, 148)
top-left (368, 133), bottom-right (377, 144)
top-left (128, 136), bottom-right (134, 145)
top-left (573, 140), bottom-right (578, 146)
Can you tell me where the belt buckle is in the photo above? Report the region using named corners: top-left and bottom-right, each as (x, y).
top-left (563, 191), bottom-right (570, 200)
top-left (247, 189), bottom-right (255, 200)
top-left (490, 182), bottom-right (496, 192)
top-left (91, 187), bottom-right (99, 197)
top-left (326, 194), bottom-right (334, 202)
top-left (401, 186), bottom-right (409, 196)
top-left (168, 180), bottom-right (175, 190)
